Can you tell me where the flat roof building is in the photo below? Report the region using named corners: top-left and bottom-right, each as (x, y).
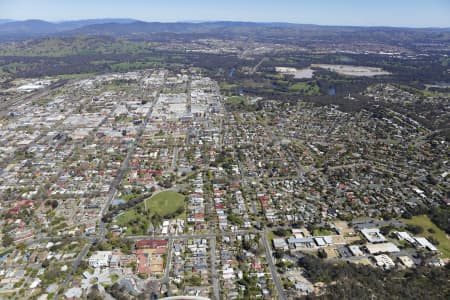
top-left (273, 238), bottom-right (288, 250)
top-left (374, 254), bottom-right (395, 270)
top-left (348, 245), bottom-right (364, 256)
top-left (361, 228), bottom-right (387, 243)
top-left (398, 256), bottom-right (415, 268)
top-left (414, 237), bottom-right (438, 251)
top-left (366, 242), bottom-right (400, 254)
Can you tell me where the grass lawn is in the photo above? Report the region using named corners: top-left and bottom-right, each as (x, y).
top-left (289, 82), bottom-right (320, 95)
top-left (402, 215), bottom-right (450, 258)
top-left (267, 231), bottom-right (277, 243)
top-left (116, 190), bottom-right (185, 235)
top-left (0, 248), bottom-right (12, 257)
top-left (116, 209), bottom-right (140, 225)
top-left (267, 229), bottom-right (292, 244)
top-left (313, 228), bottom-right (335, 236)
top-left (226, 95), bottom-right (245, 104)
top-left (145, 190), bottom-right (185, 218)
top-left (289, 82), bottom-right (309, 90)
top-left (57, 73), bottom-right (96, 79)
top-left (220, 83), bottom-right (239, 90)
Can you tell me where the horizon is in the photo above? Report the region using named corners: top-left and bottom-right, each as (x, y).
top-left (2, 18), bottom-right (450, 30)
top-left (1, 0), bottom-right (449, 28)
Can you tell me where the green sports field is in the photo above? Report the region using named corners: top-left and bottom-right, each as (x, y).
top-left (403, 215), bottom-right (450, 258)
top-left (145, 190), bottom-right (185, 218)
top-left (116, 190), bottom-right (186, 234)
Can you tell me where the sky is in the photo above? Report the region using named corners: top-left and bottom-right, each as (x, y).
top-left (0, 0), bottom-right (449, 28)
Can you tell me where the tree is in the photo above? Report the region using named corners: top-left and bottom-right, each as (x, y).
top-left (151, 212), bottom-right (162, 226)
top-left (406, 224), bottom-right (424, 235)
top-left (318, 248), bottom-right (328, 258)
top-left (2, 233), bottom-right (13, 247)
top-left (51, 200), bottom-right (58, 209)
top-left (273, 228), bottom-right (289, 236)
top-left (402, 211), bottom-right (412, 219)
top-left (380, 224), bottom-right (394, 236)
top-left (41, 259), bottom-right (50, 268)
top-left (427, 236), bottom-right (439, 246)
top-left (87, 284), bottom-right (102, 300)
top-left (106, 282), bottom-right (128, 300)
top-left (273, 250), bottom-right (284, 259)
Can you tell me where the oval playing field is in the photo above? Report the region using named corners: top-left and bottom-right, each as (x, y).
top-left (146, 190), bottom-right (185, 218)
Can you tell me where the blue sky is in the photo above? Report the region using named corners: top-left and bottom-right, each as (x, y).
top-left (1, 0), bottom-right (449, 27)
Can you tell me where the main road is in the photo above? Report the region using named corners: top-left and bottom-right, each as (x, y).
top-left (54, 79), bottom-right (162, 300)
top-left (262, 228), bottom-right (286, 300)
top-left (53, 240), bottom-right (94, 300)
top-left (99, 93), bottom-right (159, 238)
top-left (210, 235), bottom-right (219, 300)
top-left (160, 237), bottom-right (174, 284)
top-left (237, 158), bottom-right (257, 215)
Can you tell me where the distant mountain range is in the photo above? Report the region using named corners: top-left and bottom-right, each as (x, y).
top-left (0, 19), bottom-right (15, 25)
top-left (0, 19), bottom-right (138, 39)
top-left (0, 19), bottom-right (302, 35)
top-left (0, 19), bottom-right (448, 42)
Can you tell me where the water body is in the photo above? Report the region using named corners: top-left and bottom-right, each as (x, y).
top-left (275, 67), bottom-right (315, 79)
top-left (111, 199), bottom-right (126, 206)
top-left (312, 64), bottom-right (390, 77)
top-left (339, 56), bottom-right (354, 63)
top-left (433, 82), bottom-right (450, 87)
top-left (228, 67), bottom-right (235, 78)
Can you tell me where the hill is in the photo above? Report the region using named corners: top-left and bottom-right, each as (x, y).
top-left (0, 19), bottom-right (448, 43)
top-left (0, 18), bottom-right (138, 40)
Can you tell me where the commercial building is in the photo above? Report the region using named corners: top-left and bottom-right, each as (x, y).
top-left (365, 242), bottom-right (400, 254)
top-left (361, 228), bottom-right (387, 243)
top-left (88, 251), bottom-right (112, 268)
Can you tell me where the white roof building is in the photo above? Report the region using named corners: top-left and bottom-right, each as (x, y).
top-left (273, 238), bottom-right (288, 250)
top-left (88, 251), bottom-right (112, 268)
top-left (113, 105), bottom-right (129, 116)
top-left (414, 237), bottom-right (438, 251)
top-left (398, 256), bottom-right (415, 268)
top-left (222, 267), bottom-right (235, 280)
top-left (394, 231), bottom-right (415, 244)
top-left (348, 245), bottom-right (364, 256)
top-left (29, 278), bottom-right (41, 289)
top-left (374, 254), bottom-right (395, 270)
top-left (361, 228), bottom-right (387, 243)
top-left (366, 242), bottom-right (400, 254)
top-left (65, 287), bottom-right (82, 299)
